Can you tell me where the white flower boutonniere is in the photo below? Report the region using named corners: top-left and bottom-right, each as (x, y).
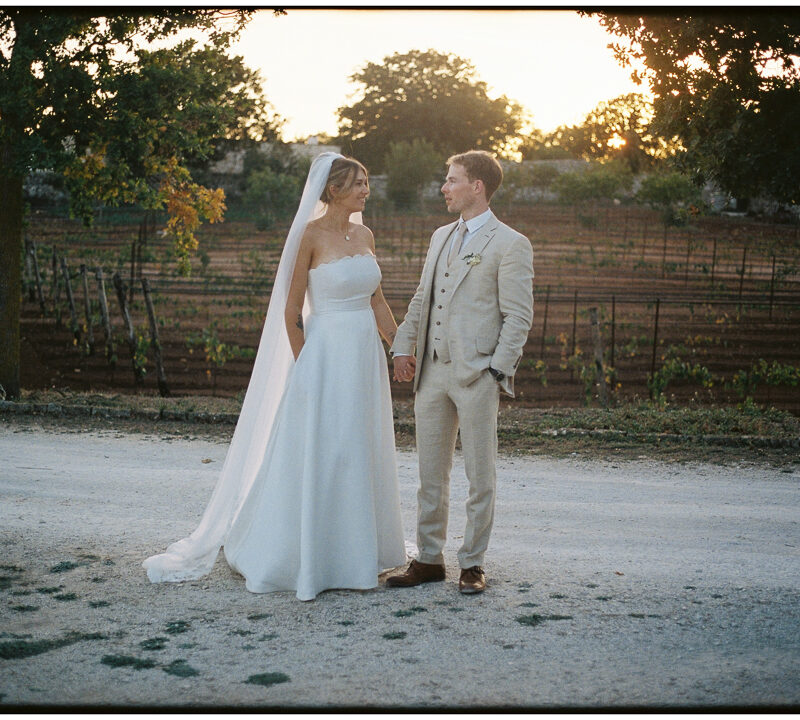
top-left (464, 253), bottom-right (482, 267)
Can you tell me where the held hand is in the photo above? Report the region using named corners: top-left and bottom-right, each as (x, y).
top-left (393, 355), bottom-right (416, 383)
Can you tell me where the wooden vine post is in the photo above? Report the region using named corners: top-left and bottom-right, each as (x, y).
top-left (588, 307), bottom-right (608, 409)
top-left (80, 264), bottom-right (96, 355)
top-left (649, 298), bottom-right (661, 400)
top-left (95, 268), bottom-right (115, 367)
top-left (23, 236), bottom-right (35, 302)
top-left (569, 289), bottom-right (578, 381)
top-left (112, 271), bottom-right (144, 386)
top-left (28, 241), bottom-right (46, 314)
top-left (141, 277), bottom-right (170, 397)
top-left (539, 285), bottom-right (550, 360)
top-left (737, 246), bottom-right (747, 317)
top-left (51, 247), bottom-right (62, 327)
top-left (59, 256), bottom-right (80, 343)
top-left (769, 255), bottom-right (776, 320)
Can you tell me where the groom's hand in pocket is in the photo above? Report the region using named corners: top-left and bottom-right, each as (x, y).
top-left (393, 355), bottom-right (416, 382)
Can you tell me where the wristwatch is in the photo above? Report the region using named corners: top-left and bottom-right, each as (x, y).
top-left (488, 367), bottom-right (505, 382)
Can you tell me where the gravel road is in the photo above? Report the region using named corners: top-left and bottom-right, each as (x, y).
top-left (1, 423), bottom-right (798, 709)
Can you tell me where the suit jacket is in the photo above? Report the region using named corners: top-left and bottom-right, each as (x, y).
top-left (391, 212), bottom-right (534, 397)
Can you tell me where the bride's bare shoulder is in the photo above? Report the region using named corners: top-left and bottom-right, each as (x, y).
top-left (348, 221), bottom-right (373, 241)
top-left (301, 219), bottom-right (325, 247)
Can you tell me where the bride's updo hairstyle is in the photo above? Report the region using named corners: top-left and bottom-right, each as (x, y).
top-left (320, 157), bottom-right (368, 204)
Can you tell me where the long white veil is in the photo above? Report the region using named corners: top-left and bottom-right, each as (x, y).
top-left (143, 151), bottom-right (351, 583)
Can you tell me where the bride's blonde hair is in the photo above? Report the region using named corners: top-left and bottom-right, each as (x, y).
top-left (320, 157), bottom-right (368, 204)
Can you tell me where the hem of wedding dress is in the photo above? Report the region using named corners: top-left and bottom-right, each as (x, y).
top-left (243, 578), bottom-right (382, 602)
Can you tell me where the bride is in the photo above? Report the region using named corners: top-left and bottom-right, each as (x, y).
top-left (143, 152), bottom-right (407, 600)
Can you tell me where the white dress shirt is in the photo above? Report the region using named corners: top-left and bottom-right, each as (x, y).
top-left (449, 208), bottom-right (493, 258)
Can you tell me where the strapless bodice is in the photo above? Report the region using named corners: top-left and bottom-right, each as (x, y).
top-left (307, 253), bottom-right (380, 314)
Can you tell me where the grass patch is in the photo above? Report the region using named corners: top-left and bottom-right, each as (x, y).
top-left (11, 590), bottom-right (33, 596)
top-left (0, 632), bottom-right (105, 660)
top-left (36, 586), bottom-right (62, 594)
top-left (53, 593), bottom-right (78, 602)
top-left (383, 632), bottom-right (407, 640)
top-left (140, 637), bottom-right (168, 651)
top-left (89, 600), bottom-right (110, 608)
top-left (516, 614), bottom-right (573, 627)
top-left (11, 605), bottom-right (39, 613)
top-left (246, 612), bottom-right (272, 621)
top-left (50, 561), bottom-right (83, 574)
top-left (165, 620), bottom-right (191, 635)
top-left (163, 659), bottom-right (199, 677)
top-left (0, 565), bottom-right (24, 573)
top-left (20, 388), bottom-right (243, 417)
top-left (393, 606), bottom-right (428, 617)
top-left (448, 607), bottom-right (465, 613)
top-left (595, 596), bottom-right (612, 601)
top-left (245, 672), bottom-right (290, 687)
top-left (519, 602), bottom-right (538, 608)
top-left (0, 577), bottom-right (13, 591)
top-left (337, 620), bottom-right (354, 626)
top-left (230, 629), bottom-right (253, 636)
top-left (258, 633), bottom-right (278, 642)
top-left (549, 593), bottom-right (567, 599)
top-left (497, 404), bottom-right (800, 440)
top-left (101, 654), bottom-right (157, 670)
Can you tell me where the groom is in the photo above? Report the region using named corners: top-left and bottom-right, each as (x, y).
top-left (387, 150), bottom-right (534, 594)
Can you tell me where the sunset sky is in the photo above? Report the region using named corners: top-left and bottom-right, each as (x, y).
top-left (229, 8), bottom-right (649, 142)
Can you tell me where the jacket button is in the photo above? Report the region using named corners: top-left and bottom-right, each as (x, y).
top-left (436, 321), bottom-right (441, 325)
top-left (437, 305), bottom-right (442, 309)
top-left (444, 273), bottom-right (449, 277)
top-left (440, 288), bottom-right (445, 293)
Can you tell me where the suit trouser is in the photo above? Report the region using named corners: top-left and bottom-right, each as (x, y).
top-left (414, 355), bottom-right (500, 568)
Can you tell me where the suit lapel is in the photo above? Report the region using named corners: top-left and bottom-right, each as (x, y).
top-left (429, 221), bottom-right (458, 271)
top-left (421, 220), bottom-right (459, 304)
top-left (450, 213), bottom-right (499, 295)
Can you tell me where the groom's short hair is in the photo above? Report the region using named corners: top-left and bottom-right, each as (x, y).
top-left (447, 150), bottom-right (503, 201)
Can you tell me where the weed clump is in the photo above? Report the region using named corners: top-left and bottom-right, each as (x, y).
top-left (101, 654), bottom-right (157, 670)
top-left (245, 672), bottom-right (290, 687)
top-left (165, 621), bottom-right (191, 635)
top-left (163, 659), bottom-right (199, 677)
top-left (0, 632), bottom-right (105, 660)
top-left (515, 614), bottom-right (573, 627)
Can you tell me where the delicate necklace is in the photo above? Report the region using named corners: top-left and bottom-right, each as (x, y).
top-left (326, 223), bottom-right (350, 241)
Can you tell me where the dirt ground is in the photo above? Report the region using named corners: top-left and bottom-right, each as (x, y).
top-left (1, 414), bottom-right (798, 710)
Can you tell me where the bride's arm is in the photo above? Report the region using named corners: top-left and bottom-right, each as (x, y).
top-left (284, 233), bottom-right (313, 360)
top-left (366, 228), bottom-right (398, 347)
top-left (371, 282), bottom-right (398, 347)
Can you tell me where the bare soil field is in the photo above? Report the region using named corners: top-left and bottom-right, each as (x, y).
top-left (19, 204), bottom-right (800, 410)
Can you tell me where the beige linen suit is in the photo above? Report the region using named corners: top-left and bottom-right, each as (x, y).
top-left (391, 212), bottom-right (534, 568)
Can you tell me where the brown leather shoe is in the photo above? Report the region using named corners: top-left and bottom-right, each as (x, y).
top-left (459, 566), bottom-right (486, 594)
top-left (385, 559), bottom-right (445, 588)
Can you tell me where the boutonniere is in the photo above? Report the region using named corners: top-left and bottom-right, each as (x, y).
top-left (464, 253), bottom-right (482, 266)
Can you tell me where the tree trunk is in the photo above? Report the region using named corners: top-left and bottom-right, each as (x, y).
top-left (0, 162), bottom-right (24, 400)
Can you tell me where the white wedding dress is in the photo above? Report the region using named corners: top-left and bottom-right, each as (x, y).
top-left (221, 252), bottom-right (407, 600)
top-left (143, 152), bottom-right (407, 601)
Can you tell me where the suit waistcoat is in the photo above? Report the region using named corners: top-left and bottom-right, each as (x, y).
top-left (425, 231), bottom-right (460, 362)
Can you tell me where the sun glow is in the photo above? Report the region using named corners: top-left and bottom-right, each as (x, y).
top-left (229, 9), bottom-right (648, 142)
